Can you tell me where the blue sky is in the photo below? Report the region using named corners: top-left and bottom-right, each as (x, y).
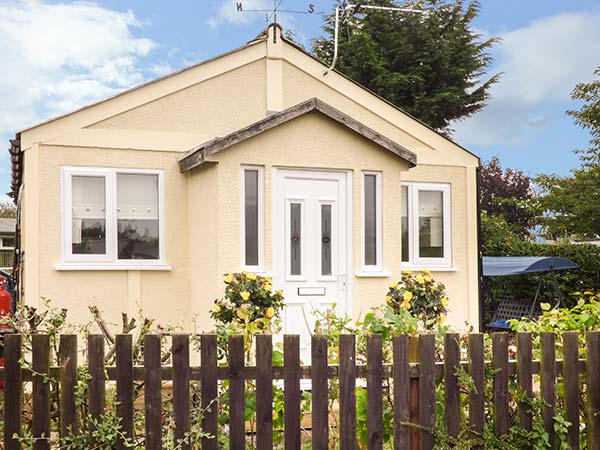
top-left (1, 0), bottom-right (599, 199)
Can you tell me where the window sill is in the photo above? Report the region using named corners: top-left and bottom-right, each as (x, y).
top-left (55, 264), bottom-right (172, 271)
top-left (400, 266), bottom-right (459, 272)
top-left (355, 271), bottom-right (392, 278)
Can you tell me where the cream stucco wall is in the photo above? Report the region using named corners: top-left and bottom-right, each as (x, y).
top-left (31, 145), bottom-right (191, 328)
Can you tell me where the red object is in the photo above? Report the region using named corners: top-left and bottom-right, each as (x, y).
top-left (0, 278), bottom-right (11, 331)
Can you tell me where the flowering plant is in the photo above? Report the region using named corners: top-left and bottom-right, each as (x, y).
top-left (210, 271), bottom-right (285, 328)
top-left (385, 269), bottom-right (448, 329)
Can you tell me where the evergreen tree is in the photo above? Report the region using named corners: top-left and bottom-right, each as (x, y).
top-left (312, 0), bottom-right (500, 134)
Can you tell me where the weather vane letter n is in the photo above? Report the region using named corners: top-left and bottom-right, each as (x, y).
top-left (236, 2), bottom-right (243, 11)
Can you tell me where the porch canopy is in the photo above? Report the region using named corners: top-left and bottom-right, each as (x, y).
top-left (482, 256), bottom-right (578, 277)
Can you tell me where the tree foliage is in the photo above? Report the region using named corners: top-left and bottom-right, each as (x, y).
top-left (480, 157), bottom-right (535, 236)
top-left (537, 67), bottom-right (600, 239)
top-left (0, 201), bottom-right (16, 218)
top-left (311, 0), bottom-right (500, 133)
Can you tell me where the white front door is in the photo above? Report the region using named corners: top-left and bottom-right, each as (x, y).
top-left (273, 169), bottom-right (350, 360)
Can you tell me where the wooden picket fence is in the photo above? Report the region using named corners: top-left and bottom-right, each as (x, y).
top-left (2, 331), bottom-right (600, 449)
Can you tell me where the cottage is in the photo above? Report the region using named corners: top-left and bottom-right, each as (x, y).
top-left (9, 25), bottom-right (481, 342)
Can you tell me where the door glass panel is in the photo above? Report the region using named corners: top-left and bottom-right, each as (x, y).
top-left (71, 176), bottom-right (106, 255)
top-left (418, 190), bottom-right (444, 258)
top-left (321, 204), bottom-right (332, 276)
top-left (290, 203), bottom-right (302, 275)
top-left (364, 174), bottom-right (377, 265)
top-left (117, 174), bottom-right (160, 260)
top-left (401, 185), bottom-right (409, 262)
top-left (244, 170), bottom-right (259, 266)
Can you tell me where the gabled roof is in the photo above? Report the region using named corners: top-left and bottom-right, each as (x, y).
top-left (177, 98), bottom-right (417, 172)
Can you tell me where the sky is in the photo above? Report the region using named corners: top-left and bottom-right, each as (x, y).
top-left (1, 0), bottom-right (599, 200)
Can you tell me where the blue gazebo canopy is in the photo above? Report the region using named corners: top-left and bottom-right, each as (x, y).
top-left (482, 256), bottom-right (579, 277)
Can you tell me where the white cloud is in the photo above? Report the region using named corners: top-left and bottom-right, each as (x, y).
top-left (454, 11), bottom-right (600, 147)
top-left (0, 0), bottom-right (158, 138)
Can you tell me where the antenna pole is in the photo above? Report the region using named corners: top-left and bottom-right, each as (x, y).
top-left (324, 6), bottom-right (340, 75)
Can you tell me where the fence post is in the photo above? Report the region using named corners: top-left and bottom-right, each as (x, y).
top-left (419, 334), bottom-right (436, 450)
top-left (587, 331), bottom-right (600, 449)
top-left (311, 335), bottom-right (329, 450)
top-left (256, 334), bottom-right (273, 450)
top-left (116, 334), bottom-right (133, 450)
top-left (4, 333), bottom-right (22, 450)
top-left (284, 335), bottom-right (301, 450)
top-left (228, 335), bottom-right (245, 450)
top-left (409, 335), bottom-right (419, 450)
top-left (563, 331), bottom-right (580, 450)
top-left (444, 333), bottom-right (460, 439)
top-left (393, 334), bottom-right (410, 450)
top-left (200, 334), bottom-right (218, 450)
top-left (87, 334), bottom-right (105, 441)
top-left (173, 334), bottom-right (191, 450)
top-left (516, 332), bottom-right (533, 450)
top-left (339, 334), bottom-right (357, 450)
top-left (541, 332), bottom-right (556, 449)
top-left (32, 334), bottom-right (50, 450)
top-left (367, 334), bottom-right (383, 450)
top-left (144, 334), bottom-right (162, 450)
top-left (59, 335), bottom-right (77, 438)
top-left (492, 332), bottom-right (509, 437)
top-left (468, 333), bottom-right (484, 448)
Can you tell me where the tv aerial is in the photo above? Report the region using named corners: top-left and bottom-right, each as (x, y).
top-left (235, 0), bottom-right (315, 24)
top-left (325, 2), bottom-right (427, 75)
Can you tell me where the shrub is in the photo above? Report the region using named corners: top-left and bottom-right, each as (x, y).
top-left (385, 269), bottom-right (448, 330)
top-left (210, 271), bottom-right (284, 328)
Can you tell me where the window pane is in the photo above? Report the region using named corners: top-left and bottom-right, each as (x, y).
top-left (72, 176), bottom-right (106, 255)
top-left (418, 190), bottom-right (444, 258)
top-left (2, 237), bottom-right (15, 248)
top-left (117, 174), bottom-right (159, 260)
top-left (290, 203), bottom-right (302, 275)
top-left (321, 204), bottom-right (332, 276)
top-left (244, 170), bottom-right (259, 266)
top-left (401, 185), bottom-right (409, 262)
top-left (364, 174), bottom-right (377, 266)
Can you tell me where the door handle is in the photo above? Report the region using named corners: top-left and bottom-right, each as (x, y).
top-left (337, 273), bottom-right (347, 291)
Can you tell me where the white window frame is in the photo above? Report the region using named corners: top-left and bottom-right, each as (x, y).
top-left (0, 237), bottom-right (15, 250)
top-left (60, 166), bottom-right (166, 268)
top-left (240, 165), bottom-right (264, 272)
top-left (401, 182), bottom-right (452, 268)
top-left (361, 171), bottom-right (383, 272)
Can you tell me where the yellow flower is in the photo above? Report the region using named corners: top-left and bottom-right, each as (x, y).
top-left (441, 296), bottom-right (449, 308)
top-left (424, 276), bottom-right (432, 283)
top-left (245, 272), bottom-right (257, 281)
top-left (401, 270), bottom-right (412, 276)
top-left (223, 273), bottom-right (234, 284)
top-left (240, 291), bottom-right (250, 301)
top-left (385, 295), bottom-right (392, 303)
top-left (265, 276), bottom-right (272, 283)
top-left (389, 282), bottom-right (398, 290)
top-left (265, 307), bottom-right (275, 319)
top-left (213, 304), bottom-right (221, 312)
top-left (439, 314), bottom-right (446, 325)
top-left (264, 283), bottom-right (273, 293)
top-left (401, 298), bottom-right (411, 309)
top-left (415, 275), bottom-right (425, 284)
top-left (277, 289), bottom-right (284, 297)
top-left (421, 269), bottom-right (431, 276)
top-left (403, 291), bottom-right (413, 302)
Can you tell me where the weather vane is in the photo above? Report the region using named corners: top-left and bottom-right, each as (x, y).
top-left (236, 0), bottom-right (315, 24)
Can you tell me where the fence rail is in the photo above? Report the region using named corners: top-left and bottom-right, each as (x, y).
top-left (1, 331), bottom-right (599, 450)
